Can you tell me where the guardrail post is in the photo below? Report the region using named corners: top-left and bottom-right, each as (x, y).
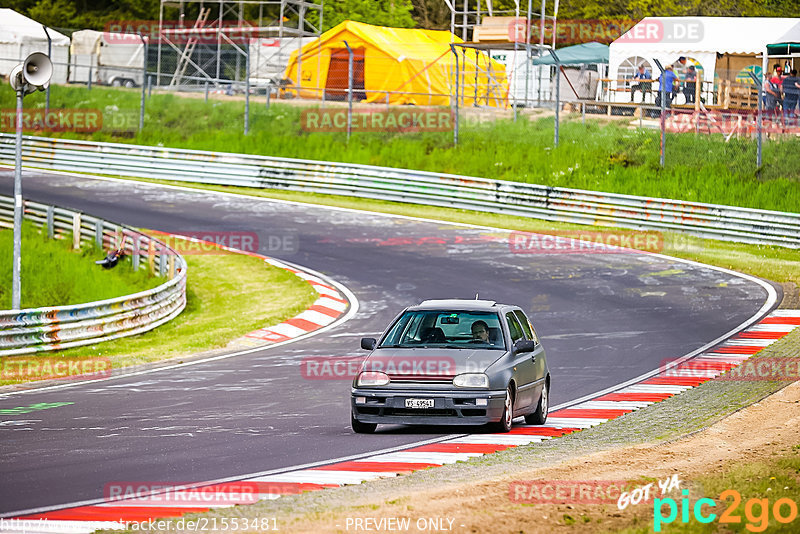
top-left (159, 249), bottom-right (167, 277)
top-left (148, 239), bottom-right (155, 273)
top-left (46, 205), bottom-right (54, 239)
top-left (72, 212), bottom-right (81, 250)
top-left (168, 255), bottom-right (175, 279)
top-left (132, 235), bottom-right (140, 272)
top-left (95, 219), bottom-right (104, 249)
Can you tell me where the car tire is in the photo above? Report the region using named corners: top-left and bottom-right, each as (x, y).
top-left (123, 79), bottom-right (135, 88)
top-left (525, 381), bottom-right (548, 425)
top-left (351, 411), bottom-right (377, 434)
top-left (111, 79), bottom-right (122, 87)
top-left (491, 386), bottom-right (514, 433)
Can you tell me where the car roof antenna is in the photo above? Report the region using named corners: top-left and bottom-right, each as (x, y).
top-left (475, 293), bottom-right (479, 300)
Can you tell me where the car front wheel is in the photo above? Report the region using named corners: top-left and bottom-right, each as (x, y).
top-left (351, 411), bottom-right (377, 434)
top-left (525, 381), bottom-right (548, 425)
top-left (491, 386), bottom-right (514, 433)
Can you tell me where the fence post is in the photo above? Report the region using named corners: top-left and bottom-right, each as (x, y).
top-left (46, 205), bottom-right (54, 239)
top-left (72, 212), bottom-right (81, 250)
top-left (205, 81), bottom-right (209, 103)
top-left (245, 47), bottom-right (251, 136)
top-left (132, 235), bottom-right (141, 272)
top-left (549, 50), bottom-right (561, 148)
top-left (654, 59), bottom-right (666, 168)
top-left (450, 44), bottom-right (460, 147)
top-left (344, 40), bottom-right (353, 142)
top-left (148, 239), bottom-right (155, 274)
top-left (266, 82), bottom-right (271, 109)
top-left (139, 35), bottom-right (148, 132)
top-left (148, 75), bottom-right (153, 98)
top-left (95, 219), bottom-right (103, 249)
top-left (748, 71), bottom-right (764, 175)
top-left (88, 63), bottom-right (92, 91)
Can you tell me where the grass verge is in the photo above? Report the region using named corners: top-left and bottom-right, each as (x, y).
top-left (2, 84), bottom-right (799, 212)
top-left (0, 234), bottom-right (319, 386)
top-left (0, 223), bottom-right (160, 309)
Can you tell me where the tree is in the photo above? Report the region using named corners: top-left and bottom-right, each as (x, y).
top-left (321, 0), bottom-right (416, 31)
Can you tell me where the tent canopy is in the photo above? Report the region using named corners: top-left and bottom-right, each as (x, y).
top-left (0, 8), bottom-right (69, 45)
top-left (284, 20), bottom-right (507, 106)
top-left (532, 42), bottom-right (609, 65)
top-left (767, 21), bottom-right (800, 55)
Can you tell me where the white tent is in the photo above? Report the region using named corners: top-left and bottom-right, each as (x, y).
top-left (0, 8), bottom-right (70, 84)
top-left (608, 17), bottom-right (800, 103)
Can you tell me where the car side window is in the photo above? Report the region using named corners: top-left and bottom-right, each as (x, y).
top-left (505, 312), bottom-right (525, 343)
top-left (514, 310), bottom-right (539, 345)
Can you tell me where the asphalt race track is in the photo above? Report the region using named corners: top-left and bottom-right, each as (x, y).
top-left (0, 169), bottom-right (778, 515)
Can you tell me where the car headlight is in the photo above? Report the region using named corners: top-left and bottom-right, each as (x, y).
top-left (356, 371), bottom-right (390, 387)
top-left (453, 373), bottom-right (489, 388)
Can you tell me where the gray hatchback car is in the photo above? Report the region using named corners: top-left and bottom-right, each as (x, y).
top-left (351, 299), bottom-right (549, 433)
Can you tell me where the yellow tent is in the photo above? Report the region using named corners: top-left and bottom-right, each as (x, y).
top-left (284, 20), bottom-right (508, 107)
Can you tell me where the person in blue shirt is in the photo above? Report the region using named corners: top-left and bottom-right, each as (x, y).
top-left (630, 64), bottom-right (652, 103)
top-left (655, 65), bottom-right (678, 108)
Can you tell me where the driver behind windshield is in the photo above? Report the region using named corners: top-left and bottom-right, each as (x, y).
top-left (471, 320), bottom-right (490, 343)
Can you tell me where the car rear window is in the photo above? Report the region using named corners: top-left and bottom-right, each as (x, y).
top-left (379, 310), bottom-right (505, 349)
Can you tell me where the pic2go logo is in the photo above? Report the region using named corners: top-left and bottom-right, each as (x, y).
top-left (654, 489), bottom-right (799, 532)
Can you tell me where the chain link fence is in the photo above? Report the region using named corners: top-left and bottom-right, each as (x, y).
top-left (2, 31), bottom-right (798, 185)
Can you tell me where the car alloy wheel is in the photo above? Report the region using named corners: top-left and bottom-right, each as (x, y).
top-left (492, 386), bottom-right (514, 433)
top-left (525, 381), bottom-right (548, 425)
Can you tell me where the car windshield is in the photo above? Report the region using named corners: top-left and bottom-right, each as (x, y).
top-left (379, 310), bottom-right (505, 350)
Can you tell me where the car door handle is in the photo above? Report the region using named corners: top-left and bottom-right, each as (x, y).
top-left (531, 356), bottom-right (536, 363)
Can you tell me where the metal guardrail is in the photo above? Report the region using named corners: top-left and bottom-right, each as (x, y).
top-left (0, 193), bottom-right (187, 357)
top-left (1, 134), bottom-right (799, 248)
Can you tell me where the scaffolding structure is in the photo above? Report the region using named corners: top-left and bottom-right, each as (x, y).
top-left (155, 0), bottom-right (322, 86)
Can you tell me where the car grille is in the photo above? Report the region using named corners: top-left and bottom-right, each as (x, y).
top-left (383, 408), bottom-right (457, 417)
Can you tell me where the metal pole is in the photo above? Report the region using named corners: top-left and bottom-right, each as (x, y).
top-left (344, 40), bottom-right (353, 142)
top-left (525, 0), bottom-right (532, 108)
top-left (140, 35), bottom-right (147, 132)
top-left (148, 75), bottom-right (153, 97)
top-left (157, 2), bottom-right (163, 86)
top-left (655, 60), bottom-right (666, 168)
top-left (12, 89), bottom-right (23, 310)
top-left (451, 44), bottom-right (460, 146)
top-left (538, 0), bottom-right (545, 105)
top-left (88, 63), bottom-right (92, 90)
top-left (749, 71), bottom-right (763, 172)
top-left (512, 2), bottom-right (519, 121)
top-left (43, 25), bottom-right (51, 117)
top-left (550, 50), bottom-right (560, 147)
top-left (245, 44), bottom-right (250, 135)
top-left (205, 81), bottom-right (209, 102)
top-left (266, 82), bottom-right (271, 109)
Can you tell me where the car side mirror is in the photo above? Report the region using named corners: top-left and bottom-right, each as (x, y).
top-left (361, 337), bottom-right (377, 350)
top-left (514, 339), bottom-right (536, 354)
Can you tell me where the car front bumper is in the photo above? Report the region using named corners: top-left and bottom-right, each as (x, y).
top-left (351, 387), bottom-right (507, 426)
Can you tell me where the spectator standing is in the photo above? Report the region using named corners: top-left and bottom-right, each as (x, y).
top-left (656, 65), bottom-right (678, 108)
top-left (683, 65), bottom-right (697, 104)
top-left (782, 69), bottom-right (800, 122)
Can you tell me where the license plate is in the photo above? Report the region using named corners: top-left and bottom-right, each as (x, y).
top-left (405, 398), bottom-right (435, 409)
